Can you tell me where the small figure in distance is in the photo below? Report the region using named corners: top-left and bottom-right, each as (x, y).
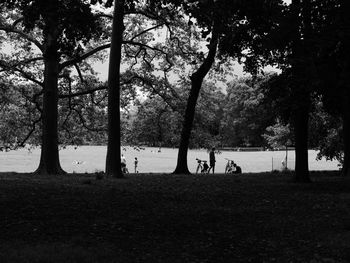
top-left (281, 156), bottom-right (287, 170)
top-left (121, 154), bottom-right (128, 174)
top-left (134, 157), bottom-right (138, 173)
top-left (233, 162), bottom-right (242, 174)
top-left (225, 159), bottom-right (235, 174)
top-left (208, 147), bottom-right (216, 174)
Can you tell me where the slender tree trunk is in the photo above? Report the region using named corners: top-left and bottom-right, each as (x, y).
top-left (35, 25), bottom-right (64, 175)
top-left (285, 146), bottom-right (288, 170)
top-left (173, 79), bottom-right (203, 174)
top-left (173, 24), bottom-right (219, 174)
top-left (340, 0), bottom-right (350, 177)
top-left (342, 94), bottom-right (350, 177)
top-left (105, 0), bottom-right (125, 177)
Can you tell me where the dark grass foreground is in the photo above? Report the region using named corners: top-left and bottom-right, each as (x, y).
top-left (1, 171), bottom-right (350, 262)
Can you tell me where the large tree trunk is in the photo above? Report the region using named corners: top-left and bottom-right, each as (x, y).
top-left (105, 0), bottom-right (125, 178)
top-left (173, 24), bottom-right (219, 174)
top-left (293, 99), bottom-right (311, 182)
top-left (291, 0), bottom-right (311, 182)
top-left (35, 26), bottom-right (65, 175)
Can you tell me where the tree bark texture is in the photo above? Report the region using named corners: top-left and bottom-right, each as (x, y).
top-left (105, 0), bottom-right (125, 177)
top-left (173, 24), bottom-right (219, 174)
top-left (35, 22), bottom-right (65, 175)
top-left (293, 100), bottom-right (311, 182)
top-left (291, 0), bottom-right (311, 182)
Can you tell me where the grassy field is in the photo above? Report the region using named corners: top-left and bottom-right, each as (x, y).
top-left (0, 146), bottom-right (340, 173)
top-left (0, 171), bottom-right (349, 262)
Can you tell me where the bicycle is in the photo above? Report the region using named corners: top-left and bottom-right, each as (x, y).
top-left (196, 158), bottom-right (209, 174)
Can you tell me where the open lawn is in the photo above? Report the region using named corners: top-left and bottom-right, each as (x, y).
top-left (1, 171), bottom-right (350, 262)
top-left (0, 146), bottom-right (340, 173)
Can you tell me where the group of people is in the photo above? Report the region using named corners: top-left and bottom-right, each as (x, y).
top-left (121, 147), bottom-right (242, 174)
top-left (197, 147), bottom-right (242, 174)
top-left (121, 154), bottom-right (138, 174)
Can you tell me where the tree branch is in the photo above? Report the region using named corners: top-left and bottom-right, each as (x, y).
top-left (58, 85), bottom-right (107, 99)
top-left (17, 116), bottom-right (42, 148)
top-left (59, 43), bottom-right (111, 69)
top-left (123, 40), bottom-right (173, 71)
top-left (0, 24), bottom-right (43, 51)
top-left (0, 60), bottom-right (44, 87)
top-left (129, 23), bottom-right (165, 42)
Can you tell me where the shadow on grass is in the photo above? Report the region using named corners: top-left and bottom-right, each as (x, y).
top-left (1, 171), bottom-right (350, 262)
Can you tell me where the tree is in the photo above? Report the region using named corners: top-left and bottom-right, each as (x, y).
top-left (263, 121), bottom-right (292, 169)
top-left (221, 0), bottom-right (313, 182)
top-left (100, 0), bottom-right (195, 177)
top-left (221, 76), bottom-right (276, 148)
top-left (1, 0), bottom-right (192, 176)
top-left (287, 0), bottom-right (314, 182)
top-left (314, 0), bottom-right (350, 177)
top-left (0, 0), bottom-right (106, 174)
top-left (126, 97), bottom-right (182, 147)
top-left (172, 0), bottom-right (287, 174)
top-left (105, 0), bottom-right (125, 177)
top-left (173, 24), bottom-right (219, 174)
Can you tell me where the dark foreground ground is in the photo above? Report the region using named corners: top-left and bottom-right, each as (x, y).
top-left (1, 171), bottom-right (350, 262)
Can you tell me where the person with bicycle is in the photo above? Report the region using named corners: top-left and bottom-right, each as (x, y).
top-left (196, 159), bottom-right (209, 173)
top-left (202, 161), bottom-right (209, 173)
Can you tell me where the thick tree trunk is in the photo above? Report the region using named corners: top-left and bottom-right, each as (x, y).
top-left (105, 0), bottom-right (125, 178)
top-left (293, 101), bottom-right (311, 182)
top-left (35, 28), bottom-right (64, 175)
top-left (290, 0), bottom-right (311, 183)
top-left (173, 24), bottom-right (219, 174)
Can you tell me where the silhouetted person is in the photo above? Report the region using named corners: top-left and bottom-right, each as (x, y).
top-left (121, 154), bottom-right (127, 173)
top-left (208, 147), bottom-right (216, 174)
top-left (134, 157), bottom-right (138, 173)
top-left (233, 163), bottom-right (242, 174)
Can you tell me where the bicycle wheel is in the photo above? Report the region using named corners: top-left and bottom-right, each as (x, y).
top-left (196, 164), bottom-right (201, 174)
top-left (225, 165), bottom-right (229, 174)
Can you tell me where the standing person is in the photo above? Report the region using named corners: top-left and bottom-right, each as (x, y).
top-left (208, 147), bottom-right (216, 174)
top-left (134, 157), bottom-right (138, 173)
top-left (281, 156), bottom-right (287, 170)
top-left (121, 154), bottom-right (127, 173)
